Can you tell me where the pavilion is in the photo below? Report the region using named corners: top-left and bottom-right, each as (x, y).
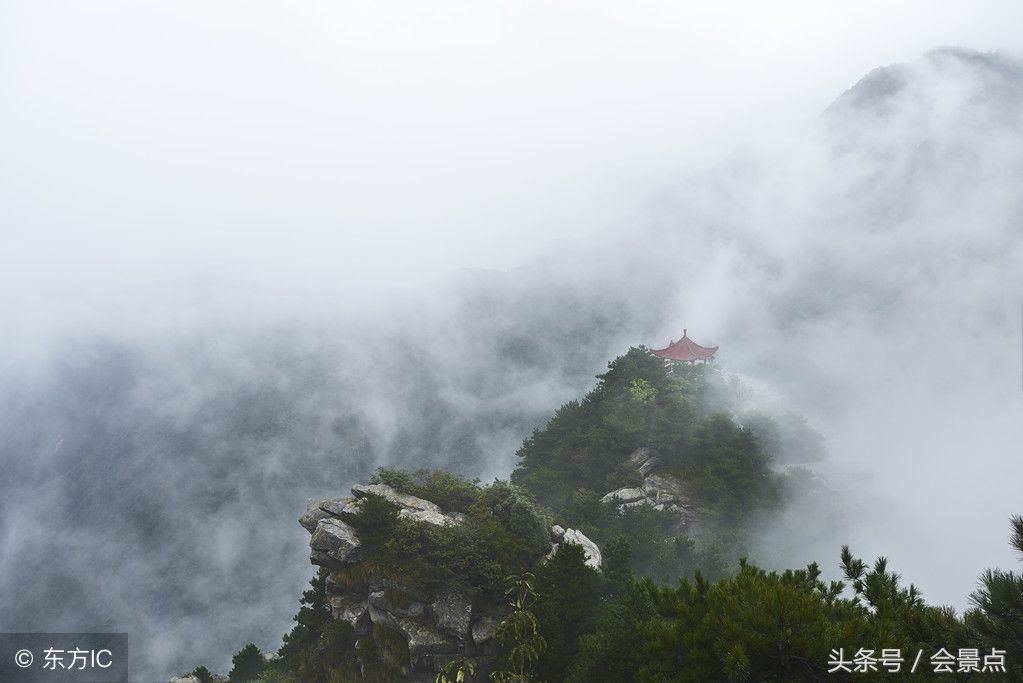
top-left (650, 329), bottom-right (718, 363)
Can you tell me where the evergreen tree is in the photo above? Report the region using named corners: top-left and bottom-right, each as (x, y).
top-left (967, 514), bottom-right (1023, 681)
top-left (276, 568), bottom-right (330, 670)
top-left (532, 543), bottom-right (603, 682)
top-left (229, 643), bottom-right (266, 682)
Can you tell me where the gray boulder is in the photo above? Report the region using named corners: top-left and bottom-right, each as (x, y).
top-left (430, 589), bottom-right (473, 638)
top-left (309, 518), bottom-right (363, 567)
top-left (329, 594), bottom-right (372, 635)
top-left (629, 447), bottom-right (662, 476)
top-left (301, 497), bottom-right (364, 531)
top-left (445, 511), bottom-right (468, 525)
top-left (300, 498), bottom-right (334, 532)
top-left (351, 483), bottom-right (441, 514)
top-left (600, 487), bottom-right (646, 505)
top-left (562, 528), bottom-right (602, 569)
top-left (398, 508), bottom-right (464, 527)
top-left (319, 497), bottom-right (363, 519)
top-left (600, 471), bottom-right (688, 516)
top-left (395, 615), bottom-right (459, 667)
top-left (643, 474), bottom-right (684, 505)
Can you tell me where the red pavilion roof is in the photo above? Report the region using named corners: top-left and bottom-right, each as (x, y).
top-left (651, 330), bottom-right (718, 362)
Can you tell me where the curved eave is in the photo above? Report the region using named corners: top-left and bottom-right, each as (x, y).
top-left (650, 346), bottom-right (718, 362)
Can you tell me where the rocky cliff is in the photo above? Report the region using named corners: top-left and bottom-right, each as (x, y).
top-left (599, 447), bottom-right (691, 533)
top-left (300, 481), bottom-right (602, 681)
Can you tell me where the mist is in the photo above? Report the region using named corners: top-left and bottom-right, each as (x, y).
top-left (2, 3), bottom-right (1022, 680)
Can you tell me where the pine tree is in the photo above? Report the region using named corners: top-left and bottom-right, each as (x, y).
top-left (276, 568), bottom-right (330, 670)
top-left (967, 515), bottom-right (1023, 681)
top-left (228, 643), bottom-right (265, 682)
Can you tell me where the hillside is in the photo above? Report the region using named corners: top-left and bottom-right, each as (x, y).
top-left (174, 349), bottom-right (1022, 682)
top-left (511, 347), bottom-right (813, 582)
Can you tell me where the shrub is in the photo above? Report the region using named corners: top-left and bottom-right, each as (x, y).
top-left (371, 467), bottom-right (481, 512)
top-left (348, 492), bottom-right (400, 548)
top-left (189, 666), bottom-right (213, 683)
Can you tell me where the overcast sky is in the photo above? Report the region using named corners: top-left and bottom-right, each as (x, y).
top-left (3, 1), bottom-right (1023, 321)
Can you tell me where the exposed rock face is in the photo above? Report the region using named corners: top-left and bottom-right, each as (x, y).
top-left (329, 593), bottom-right (372, 635)
top-left (562, 528), bottom-right (603, 569)
top-left (629, 446), bottom-right (663, 476)
top-left (310, 518), bottom-right (363, 568)
top-left (305, 483), bottom-right (464, 543)
top-left (601, 448), bottom-right (691, 527)
top-left (431, 589), bottom-right (473, 638)
top-left (300, 498), bottom-right (334, 532)
top-left (600, 487), bottom-right (645, 505)
top-left (549, 525), bottom-right (602, 569)
top-left (396, 615), bottom-right (458, 668)
top-left (301, 481), bottom-right (537, 680)
top-left (642, 473), bottom-right (685, 509)
top-left (398, 508), bottom-right (464, 527)
top-left (351, 483), bottom-right (441, 514)
top-left (319, 497), bottom-right (363, 518)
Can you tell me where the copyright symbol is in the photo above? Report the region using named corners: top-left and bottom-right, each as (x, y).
top-left (14, 649), bottom-right (33, 668)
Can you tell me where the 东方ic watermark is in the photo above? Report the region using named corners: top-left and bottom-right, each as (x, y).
top-left (0, 634), bottom-right (128, 682)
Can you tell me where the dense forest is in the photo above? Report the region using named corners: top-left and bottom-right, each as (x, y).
top-left (183, 350), bottom-right (1022, 682)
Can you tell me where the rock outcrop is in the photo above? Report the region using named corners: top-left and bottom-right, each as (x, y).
top-left (600, 448), bottom-right (692, 528)
top-left (309, 517), bottom-right (363, 567)
top-left (301, 482), bottom-right (541, 681)
top-left (351, 483), bottom-right (442, 513)
top-left (548, 525), bottom-right (602, 569)
top-left (305, 484), bottom-right (468, 573)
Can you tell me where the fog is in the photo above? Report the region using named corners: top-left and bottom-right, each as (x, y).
top-left (2, 3), bottom-right (1022, 680)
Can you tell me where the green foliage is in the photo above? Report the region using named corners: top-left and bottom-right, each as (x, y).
top-left (638, 560), bottom-right (861, 682)
top-left (276, 569), bottom-right (330, 672)
top-left (372, 467), bottom-right (482, 513)
top-left (291, 619), bottom-right (357, 682)
top-left (491, 573), bottom-right (547, 683)
top-left (477, 480), bottom-right (551, 554)
top-left (436, 657), bottom-right (478, 683)
top-left (229, 643), bottom-right (266, 683)
top-left (512, 347), bottom-right (785, 582)
top-left (189, 665), bottom-right (213, 683)
top-left (566, 580), bottom-right (655, 683)
top-left (681, 413), bottom-right (781, 528)
top-left (568, 554), bottom-right (936, 682)
top-left (742, 410), bottom-right (826, 464)
top-left (532, 543), bottom-right (604, 682)
top-left (341, 477), bottom-right (550, 603)
top-left (601, 535), bottom-right (633, 597)
top-left (966, 514), bottom-right (1023, 680)
top-left (348, 492), bottom-right (400, 548)
top-left (372, 621), bottom-right (412, 675)
top-left (252, 670), bottom-right (296, 683)
top-left (840, 545), bottom-right (922, 613)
